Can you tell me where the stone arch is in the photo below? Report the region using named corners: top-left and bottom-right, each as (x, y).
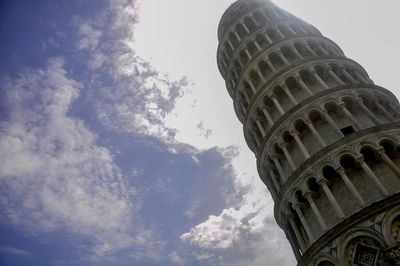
top-left (313, 254), bottom-right (337, 266)
top-left (337, 227), bottom-right (386, 266)
top-left (382, 205), bottom-right (400, 246)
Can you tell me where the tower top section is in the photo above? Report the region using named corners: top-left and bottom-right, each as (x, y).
top-left (218, 0), bottom-right (274, 41)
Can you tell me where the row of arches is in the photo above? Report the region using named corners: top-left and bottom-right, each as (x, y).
top-left (221, 21), bottom-right (322, 81)
top-left (226, 36), bottom-right (344, 99)
top-left (257, 92), bottom-right (400, 189)
top-left (305, 206), bottom-right (400, 265)
top-left (278, 136), bottom-right (400, 254)
top-left (242, 63), bottom-right (376, 152)
top-left (220, 5), bottom-right (311, 59)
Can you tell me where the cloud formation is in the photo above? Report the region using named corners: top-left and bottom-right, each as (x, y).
top-left (73, 0), bottom-right (190, 142)
top-left (0, 57), bottom-right (142, 260)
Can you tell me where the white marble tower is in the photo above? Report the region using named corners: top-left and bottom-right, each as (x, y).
top-left (217, 1), bottom-right (400, 265)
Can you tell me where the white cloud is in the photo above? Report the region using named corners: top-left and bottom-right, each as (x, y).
top-left (169, 251), bottom-right (184, 265)
top-left (0, 57), bottom-right (154, 260)
top-left (72, 0), bottom-right (190, 142)
top-left (76, 24), bottom-right (102, 50)
top-left (181, 172), bottom-right (295, 265)
top-left (0, 246), bottom-right (32, 257)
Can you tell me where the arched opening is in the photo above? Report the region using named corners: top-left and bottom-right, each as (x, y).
top-left (340, 155), bottom-right (358, 173)
top-left (253, 11), bottom-right (267, 25)
top-left (258, 60), bottom-right (273, 77)
top-left (281, 46), bottom-right (296, 63)
top-left (317, 261), bottom-right (335, 266)
top-left (360, 146), bottom-right (378, 166)
top-left (256, 34), bottom-right (268, 47)
top-left (247, 41), bottom-right (258, 56)
top-left (269, 52), bottom-right (284, 70)
top-left (243, 17), bottom-right (257, 33)
top-left (380, 140), bottom-right (399, 159)
top-left (267, 28), bottom-right (280, 42)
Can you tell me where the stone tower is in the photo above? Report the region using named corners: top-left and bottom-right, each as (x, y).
top-left (217, 0), bottom-right (400, 265)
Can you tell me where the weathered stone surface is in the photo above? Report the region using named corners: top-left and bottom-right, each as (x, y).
top-left (217, 1), bottom-right (400, 265)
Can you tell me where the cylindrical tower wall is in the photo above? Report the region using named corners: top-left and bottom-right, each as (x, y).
top-left (218, 0), bottom-right (400, 265)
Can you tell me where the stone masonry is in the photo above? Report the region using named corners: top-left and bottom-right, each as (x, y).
top-left (217, 0), bottom-right (400, 265)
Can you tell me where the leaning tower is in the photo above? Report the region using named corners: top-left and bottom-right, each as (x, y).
top-left (217, 0), bottom-right (400, 265)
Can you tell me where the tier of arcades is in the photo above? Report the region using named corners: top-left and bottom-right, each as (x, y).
top-left (218, 0), bottom-right (400, 261)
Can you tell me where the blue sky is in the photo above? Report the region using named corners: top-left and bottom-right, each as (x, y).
top-left (1, 0), bottom-right (400, 265)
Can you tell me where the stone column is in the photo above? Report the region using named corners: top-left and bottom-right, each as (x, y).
top-left (290, 130), bottom-right (311, 159)
top-left (339, 102), bottom-right (362, 130)
top-left (375, 101), bottom-right (396, 122)
top-left (271, 154), bottom-right (287, 183)
top-left (227, 40), bottom-right (235, 50)
top-left (248, 80), bottom-right (257, 94)
top-left (267, 59), bottom-right (277, 72)
top-left (341, 68), bottom-right (358, 83)
top-left (319, 178), bottom-right (345, 219)
top-left (295, 75), bottom-right (313, 96)
top-left (256, 68), bottom-right (266, 83)
top-left (278, 51), bottom-right (290, 65)
top-left (357, 98), bottom-right (380, 125)
top-left (256, 120), bottom-right (266, 137)
top-left (271, 95), bottom-right (285, 115)
top-left (251, 16), bottom-right (260, 27)
top-left (262, 108), bottom-right (275, 127)
top-left (321, 109), bottom-right (344, 138)
top-left (318, 44), bottom-right (330, 55)
top-left (243, 90), bottom-right (251, 104)
top-left (279, 142), bottom-right (297, 171)
top-left (252, 131), bottom-right (261, 147)
top-left (311, 70), bottom-right (330, 90)
top-left (288, 215), bottom-right (307, 251)
top-left (244, 49), bottom-right (252, 60)
top-left (233, 31), bottom-right (242, 42)
top-left (240, 103), bottom-right (247, 114)
top-left (355, 72), bottom-right (369, 83)
top-left (291, 44), bottom-right (304, 59)
top-left (264, 33), bottom-right (273, 44)
top-left (328, 69), bottom-right (345, 85)
top-left (254, 40), bottom-right (262, 52)
top-left (304, 192), bottom-right (327, 231)
top-left (287, 25), bottom-right (297, 35)
top-left (336, 167), bottom-right (366, 206)
top-left (304, 118), bottom-right (326, 147)
top-left (357, 157), bottom-right (389, 196)
top-left (284, 225), bottom-right (302, 260)
top-left (377, 148), bottom-right (400, 179)
top-left (275, 27), bottom-right (285, 38)
top-left (304, 43), bottom-right (317, 56)
top-left (293, 204), bottom-right (314, 242)
top-left (241, 22), bottom-right (250, 34)
top-left (282, 84), bottom-right (298, 105)
top-left (268, 168), bottom-right (281, 192)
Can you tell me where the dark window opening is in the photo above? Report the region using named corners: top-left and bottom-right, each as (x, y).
top-left (341, 126), bottom-right (355, 136)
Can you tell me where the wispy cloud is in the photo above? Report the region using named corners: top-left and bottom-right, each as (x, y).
top-left (0, 246), bottom-right (32, 257)
top-left (0, 57), bottom-right (142, 260)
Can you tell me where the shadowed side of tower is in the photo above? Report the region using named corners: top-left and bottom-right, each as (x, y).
top-left (217, 1), bottom-right (400, 265)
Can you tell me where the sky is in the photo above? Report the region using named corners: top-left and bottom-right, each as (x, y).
top-left (1, 0), bottom-right (400, 265)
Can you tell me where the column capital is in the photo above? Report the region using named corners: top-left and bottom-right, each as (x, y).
top-left (304, 118), bottom-right (312, 125)
top-left (335, 166), bottom-right (346, 175)
top-left (318, 177), bottom-right (330, 186)
top-left (376, 147), bottom-right (386, 154)
top-left (303, 191), bottom-right (317, 200)
top-left (355, 156), bottom-right (366, 165)
top-left (278, 141), bottom-right (288, 149)
top-left (294, 75), bottom-right (302, 81)
top-left (355, 97), bottom-right (365, 104)
top-left (293, 202), bottom-right (307, 210)
top-left (289, 129), bottom-right (299, 136)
